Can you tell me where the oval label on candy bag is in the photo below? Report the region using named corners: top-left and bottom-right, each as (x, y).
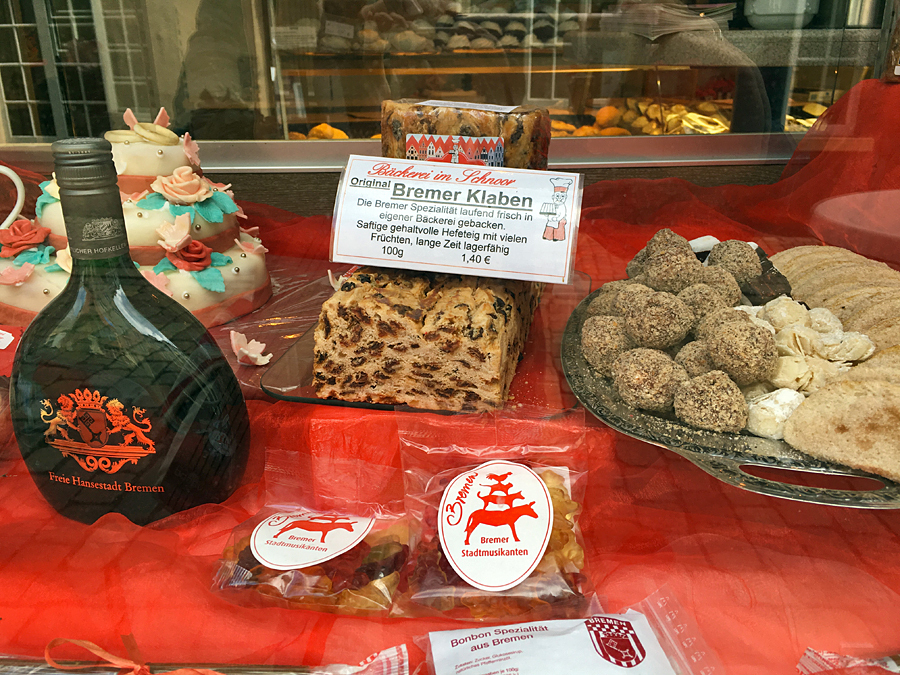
top-left (438, 460), bottom-right (552, 592)
top-left (250, 509), bottom-right (375, 570)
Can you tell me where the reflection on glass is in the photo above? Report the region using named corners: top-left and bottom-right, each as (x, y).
top-left (0, 0), bottom-right (889, 142)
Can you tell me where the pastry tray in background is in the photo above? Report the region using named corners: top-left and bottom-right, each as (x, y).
top-left (561, 287), bottom-right (900, 508)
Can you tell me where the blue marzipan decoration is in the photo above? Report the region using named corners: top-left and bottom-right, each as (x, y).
top-left (191, 267), bottom-right (224, 293)
top-left (14, 245), bottom-right (55, 267)
top-left (210, 252), bottom-right (232, 267)
top-left (153, 258), bottom-right (178, 274)
top-left (45, 263), bottom-right (63, 273)
top-left (137, 189), bottom-right (239, 225)
top-left (35, 180), bottom-right (59, 219)
top-left (134, 261), bottom-right (141, 269)
top-left (136, 192), bottom-right (167, 211)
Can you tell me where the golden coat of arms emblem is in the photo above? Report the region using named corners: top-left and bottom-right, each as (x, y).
top-left (40, 388), bottom-right (156, 474)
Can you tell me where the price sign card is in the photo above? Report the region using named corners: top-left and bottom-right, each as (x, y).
top-left (331, 155), bottom-right (583, 284)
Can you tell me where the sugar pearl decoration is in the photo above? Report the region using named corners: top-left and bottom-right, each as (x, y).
top-left (157, 149), bottom-right (164, 156)
top-left (240, 253), bottom-right (247, 258)
top-left (194, 224), bottom-right (201, 231)
top-left (136, 212), bottom-right (143, 218)
top-left (232, 267), bottom-right (240, 274)
top-left (182, 292), bottom-right (190, 299)
top-left (43, 289), bottom-right (50, 295)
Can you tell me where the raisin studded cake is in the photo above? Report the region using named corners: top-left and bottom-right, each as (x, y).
top-left (381, 100), bottom-right (551, 170)
top-left (314, 267), bottom-right (543, 411)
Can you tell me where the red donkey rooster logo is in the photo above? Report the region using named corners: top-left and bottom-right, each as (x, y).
top-left (273, 515), bottom-right (356, 543)
top-left (464, 472), bottom-right (537, 545)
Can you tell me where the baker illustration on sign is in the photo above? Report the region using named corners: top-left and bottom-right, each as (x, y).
top-left (541, 177), bottom-right (573, 242)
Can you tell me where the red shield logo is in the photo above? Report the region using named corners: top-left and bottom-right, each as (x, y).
top-left (586, 617), bottom-right (646, 668)
top-left (74, 407), bottom-right (109, 447)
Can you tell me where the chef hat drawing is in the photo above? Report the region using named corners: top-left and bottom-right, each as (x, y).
top-left (551, 177), bottom-right (573, 193)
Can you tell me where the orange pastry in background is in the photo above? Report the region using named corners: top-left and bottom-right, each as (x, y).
top-left (594, 105), bottom-right (622, 128)
top-left (599, 127), bottom-right (631, 136)
top-left (308, 123), bottom-right (349, 140)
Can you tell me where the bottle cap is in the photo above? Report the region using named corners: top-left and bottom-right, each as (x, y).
top-left (51, 138), bottom-right (118, 190)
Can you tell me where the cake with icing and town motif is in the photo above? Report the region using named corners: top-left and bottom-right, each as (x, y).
top-left (0, 109), bottom-right (271, 328)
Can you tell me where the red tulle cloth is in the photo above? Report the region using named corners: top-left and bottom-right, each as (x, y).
top-left (2, 79), bottom-right (900, 675)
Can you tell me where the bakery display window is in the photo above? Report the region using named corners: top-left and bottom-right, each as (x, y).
top-left (0, 0), bottom-right (896, 167)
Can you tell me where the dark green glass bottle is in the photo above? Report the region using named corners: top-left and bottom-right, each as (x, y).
top-left (10, 138), bottom-right (250, 525)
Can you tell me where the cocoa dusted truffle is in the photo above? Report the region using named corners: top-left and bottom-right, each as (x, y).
top-left (626, 247), bottom-right (648, 278)
top-left (586, 279), bottom-right (634, 317)
top-left (622, 291), bottom-right (694, 349)
top-left (642, 250), bottom-right (703, 294)
top-left (674, 370), bottom-right (748, 433)
top-left (706, 321), bottom-right (778, 386)
top-left (697, 265), bottom-right (742, 306)
top-left (612, 348), bottom-right (689, 412)
top-left (708, 240), bottom-right (762, 285)
top-left (645, 228), bottom-right (695, 258)
top-left (675, 340), bottom-right (715, 377)
top-left (695, 306), bottom-right (752, 342)
top-left (581, 315), bottom-right (634, 377)
top-left (612, 283), bottom-right (653, 315)
top-left (677, 283), bottom-right (727, 323)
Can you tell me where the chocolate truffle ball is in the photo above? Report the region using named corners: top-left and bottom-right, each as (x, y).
top-left (675, 340), bottom-right (715, 378)
top-left (677, 283), bottom-right (727, 323)
top-left (706, 321), bottom-right (778, 386)
top-left (645, 228), bottom-right (694, 258)
top-left (622, 291), bottom-right (694, 349)
top-left (642, 250), bottom-right (703, 294)
top-left (674, 370), bottom-right (748, 433)
top-left (581, 315), bottom-right (634, 377)
top-left (708, 240), bottom-right (762, 285)
top-left (626, 247), bottom-right (649, 278)
top-left (697, 265), bottom-right (742, 306)
top-left (612, 283), bottom-right (653, 315)
top-left (612, 348), bottom-right (689, 412)
top-left (586, 279), bottom-right (634, 317)
top-left (695, 306), bottom-right (752, 342)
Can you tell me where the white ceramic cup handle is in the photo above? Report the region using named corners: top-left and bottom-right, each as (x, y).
top-left (0, 165), bottom-right (26, 230)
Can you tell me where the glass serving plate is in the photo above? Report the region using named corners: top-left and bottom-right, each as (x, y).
top-left (561, 287), bottom-right (900, 508)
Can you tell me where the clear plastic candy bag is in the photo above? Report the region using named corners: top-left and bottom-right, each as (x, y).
top-left (391, 408), bottom-right (594, 621)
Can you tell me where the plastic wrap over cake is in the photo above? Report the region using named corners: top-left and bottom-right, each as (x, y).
top-left (313, 267), bottom-right (543, 411)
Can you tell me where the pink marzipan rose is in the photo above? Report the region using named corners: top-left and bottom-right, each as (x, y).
top-left (167, 239), bottom-right (212, 271)
top-left (0, 219), bottom-right (50, 258)
top-left (151, 166), bottom-right (212, 205)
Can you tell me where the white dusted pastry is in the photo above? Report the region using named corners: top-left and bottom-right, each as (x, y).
top-left (820, 331), bottom-right (876, 362)
top-left (800, 356), bottom-right (849, 394)
top-left (769, 355), bottom-right (813, 391)
top-left (807, 307), bottom-right (843, 334)
top-left (775, 324), bottom-right (824, 357)
top-left (741, 380), bottom-right (776, 401)
top-left (765, 295), bottom-right (810, 331)
top-left (746, 388), bottom-right (806, 440)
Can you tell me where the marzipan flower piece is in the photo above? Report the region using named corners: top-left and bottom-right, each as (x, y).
top-left (141, 269), bottom-right (173, 296)
top-left (157, 213), bottom-right (192, 253)
top-left (55, 247), bottom-right (72, 273)
top-left (0, 219), bottom-right (51, 258)
top-left (230, 330), bottom-right (273, 366)
top-left (0, 262), bottom-right (34, 286)
top-left (167, 239), bottom-right (212, 272)
top-left (235, 238), bottom-right (268, 256)
top-left (151, 166), bottom-right (213, 205)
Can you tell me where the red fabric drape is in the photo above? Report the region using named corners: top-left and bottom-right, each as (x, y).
top-left (2, 79), bottom-right (900, 675)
